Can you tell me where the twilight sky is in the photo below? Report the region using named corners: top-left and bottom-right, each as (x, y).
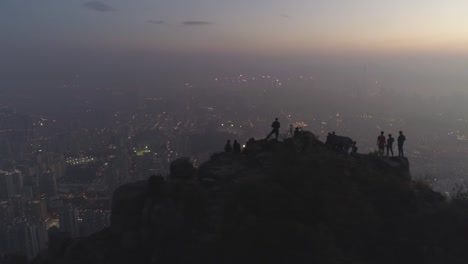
top-left (3, 0), bottom-right (468, 99)
top-left (2, 0), bottom-right (468, 56)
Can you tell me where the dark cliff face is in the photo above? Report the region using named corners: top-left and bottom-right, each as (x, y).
top-left (34, 133), bottom-right (468, 264)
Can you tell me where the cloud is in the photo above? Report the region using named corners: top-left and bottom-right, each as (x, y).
top-left (83, 1), bottom-right (116, 12)
top-left (182, 21), bottom-right (213, 26)
top-left (147, 20), bottom-right (165, 25)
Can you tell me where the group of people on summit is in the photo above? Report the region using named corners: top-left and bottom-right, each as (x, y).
top-left (224, 118), bottom-right (281, 154)
top-left (223, 117), bottom-right (408, 158)
top-left (377, 131), bottom-right (406, 157)
top-left (224, 139), bottom-right (242, 153)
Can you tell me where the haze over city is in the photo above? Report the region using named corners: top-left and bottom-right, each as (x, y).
top-left (2, 0), bottom-right (468, 261)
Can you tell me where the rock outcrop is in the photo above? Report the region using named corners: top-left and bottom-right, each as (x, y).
top-left (33, 132), bottom-right (468, 264)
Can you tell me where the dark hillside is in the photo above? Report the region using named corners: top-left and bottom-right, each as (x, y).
top-left (33, 132), bottom-right (468, 264)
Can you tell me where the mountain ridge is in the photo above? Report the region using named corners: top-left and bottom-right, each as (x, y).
top-left (33, 131), bottom-right (468, 264)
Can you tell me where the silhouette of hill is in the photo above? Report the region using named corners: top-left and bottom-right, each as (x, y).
top-left (33, 131), bottom-right (468, 264)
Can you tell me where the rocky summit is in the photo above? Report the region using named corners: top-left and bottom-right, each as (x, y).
top-left (33, 132), bottom-right (468, 264)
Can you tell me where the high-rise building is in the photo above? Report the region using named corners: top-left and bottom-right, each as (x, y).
top-left (51, 158), bottom-right (67, 180)
top-left (0, 201), bottom-right (14, 224)
top-left (32, 220), bottom-right (48, 253)
top-left (0, 171), bottom-right (15, 200)
top-left (5, 219), bottom-right (48, 260)
top-left (11, 195), bottom-right (25, 218)
top-left (11, 170), bottom-right (23, 195)
top-left (21, 186), bottom-right (34, 201)
top-left (25, 200), bottom-right (47, 221)
top-left (0, 170), bottom-right (24, 200)
top-left (5, 221), bottom-right (37, 260)
top-left (59, 206), bottom-right (79, 237)
top-left (39, 171), bottom-right (57, 197)
top-left (26, 173), bottom-right (41, 199)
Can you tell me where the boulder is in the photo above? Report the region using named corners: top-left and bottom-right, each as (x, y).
top-left (170, 157), bottom-right (196, 180)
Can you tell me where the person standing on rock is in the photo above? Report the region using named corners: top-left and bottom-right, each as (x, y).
top-left (294, 127), bottom-right (304, 139)
top-left (266, 118), bottom-right (281, 140)
top-left (233, 140), bottom-right (241, 153)
top-left (224, 140), bottom-right (232, 153)
top-left (351, 141), bottom-right (358, 154)
top-left (386, 134), bottom-right (395, 157)
top-left (398, 131), bottom-right (406, 157)
top-left (377, 131), bottom-right (386, 157)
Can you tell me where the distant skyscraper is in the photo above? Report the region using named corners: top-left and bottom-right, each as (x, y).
top-left (5, 220), bottom-right (47, 260)
top-left (59, 206), bottom-right (79, 237)
top-left (5, 221), bottom-right (36, 259)
top-left (32, 220), bottom-right (48, 253)
top-left (0, 170), bottom-right (24, 200)
top-left (25, 200), bottom-right (47, 221)
top-left (11, 170), bottom-right (23, 195)
top-left (0, 171), bottom-right (14, 200)
top-left (51, 157), bottom-right (67, 180)
top-left (39, 171), bottom-right (57, 197)
top-left (0, 201), bottom-right (14, 224)
top-left (11, 195), bottom-right (25, 218)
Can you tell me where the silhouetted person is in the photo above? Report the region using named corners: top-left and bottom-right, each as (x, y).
top-left (332, 131), bottom-right (337, 149)
top-left (351, 141), bottom-right (358, 154)
top-left (325, 133), bottom-right (332, 144)
top-left (398, 131), bottom-right (406, 157)
top-left (377, 131), bottom-right (386, 157)
top-left (233, 140), bottom-right (241, 153)
top-left (294, 127), bottom-right (301, 138)
top-left (266, 118), bottom-right (281, 140)
top-left (387, 134), bottom-right (394, 157)
top-left (224, 140), bottom-right (232, 153)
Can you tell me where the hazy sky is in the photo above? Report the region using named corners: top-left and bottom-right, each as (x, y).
top-left (2, 0), bottom-right (468, 56)
top-left (3, 0), bottom-right (468, 98)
